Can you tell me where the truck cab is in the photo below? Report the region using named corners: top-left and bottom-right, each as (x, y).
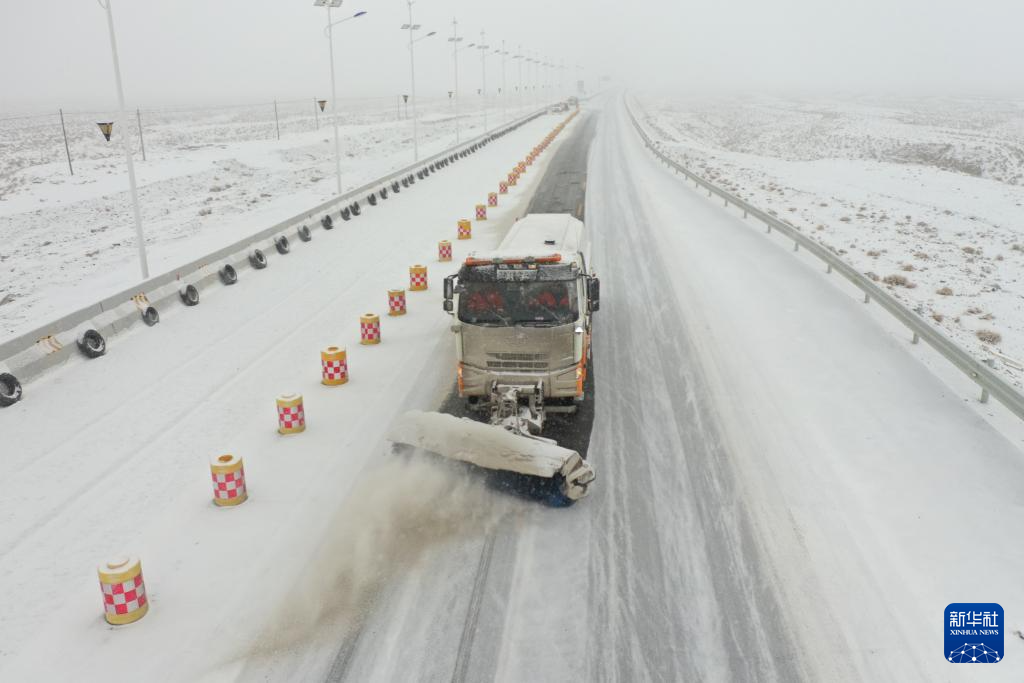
top-left (443, 214), bottom-right (599, 413)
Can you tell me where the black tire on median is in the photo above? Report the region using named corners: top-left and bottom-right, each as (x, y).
top-left (275, 236), bottom-right (290, 254)
top-left (380, 187), bottom-right (388, 200)
top-left (392, 181), bottom-right (400, 193)
top-left (219, 264), bottom-right (238, 285)
top-left (180, 284), bottom-right (200, 306)
top-left (0, 372), bottom-right (23, 407)
top-left (321, 214), bottom-right (334, 230)
top-left (297, 225), bottom-right (312, 242)
top-left (341, 207), bottom-right (351, 221)
top-left (368, 194), bottom-right (377, 206)
top-left (249, 249), bottom-right (268, 269)
top-left (350, 202), bottom-right (361, 216)
top-left (142, 306), bottom-right (160, 327)
top-left (77, 329), bottom-right (107, 358)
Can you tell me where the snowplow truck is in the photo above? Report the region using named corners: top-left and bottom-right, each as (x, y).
top-left (388, 214), bottom-right (599, 504)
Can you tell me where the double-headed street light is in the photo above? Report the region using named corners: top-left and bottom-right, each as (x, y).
top-left (314, 0), bottom-right (367, 197)
top-left (401, 1), bottom-right (436, 162)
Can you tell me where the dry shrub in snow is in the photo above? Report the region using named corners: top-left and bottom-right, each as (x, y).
top-left (914, 251), bottom-right (931, 260)
top-left (932, 312), bottom-right (944, 323)
top-left (901, 264), bottom-right (915, 271)
top-left (865, 271), bottom-right (880, 281)
top-left (883, 274), bottom-right (913, 288)
top-left (962, 246), bottom-right (978, 255)
top-left (976, 329), bottom-right (1002, 344)
top-left (866, 250), bottom-right (882, 258)
top-left (839, 216), bottom-right (851, 222)
top-left (966, 306), bottom-right (983, 315)
top-left (1012, 244), bottom-right (1024, 252)
top-left (936, 286), bottom-right (954, 296)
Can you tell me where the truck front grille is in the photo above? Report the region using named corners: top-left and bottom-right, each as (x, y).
top-left (485, 352), bottom-right (549, 371)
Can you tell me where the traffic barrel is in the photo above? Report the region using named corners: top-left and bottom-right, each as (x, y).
top-left (276, 393), bottom-right (306, 434)
top-left (409, 265), bottom-right (428, 291)
top-left (499, 181), bottom-right (508, 194)
top-left (475, 204), bottom-right (487, 221)
top-left (97, 557), bottom-right (148, 625)
top-left (360, 313), bottom-right (381, 345)
top-left (321, 346), bottom-right (348, 385)
top-left (389, 288), bottom-right (407, 315)
top-left (438, 240), bottom-right (452, 261)
top-left (458, 219), bottom-right (472, 240)
top-left (488, 192), bottom-right (498, 207)
top-left (210, 454), bottom-right (247, 507)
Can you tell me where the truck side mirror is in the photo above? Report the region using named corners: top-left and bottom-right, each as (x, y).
top-left (589, 276), bottom-right (600, 312)
top-left (443, 274), bottom-right (457, 314)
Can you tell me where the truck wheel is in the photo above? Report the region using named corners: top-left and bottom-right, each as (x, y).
top-left (546, 475), bottom-right (578, 508)
top-left (77, 329), bottom-right (107, 358)
top-left (0, 373), bottom-right (23, 407)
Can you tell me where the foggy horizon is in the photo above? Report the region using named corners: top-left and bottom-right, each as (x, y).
top-left (3, 0), bottom-right (1024, 113)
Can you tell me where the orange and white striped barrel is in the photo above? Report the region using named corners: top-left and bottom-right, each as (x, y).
top-left (409, 265), bottom-right (428, 291)
top-left (360, 313), bottom-right (381, 345)
top-left (98, 557), bottom-right (148, 625)
top-left (389, 288), bottom-right (407, 314)
top-left (475, 204), bottom-right (487, 221)
top-left (321, 346), bottom-right (348, 385)
top-left (498, 181), bottom-right (508, 194)
top-left (508, 171), bottom-right (518, 186)
top-left (210, 453), bottom-right (247, 506)
top-left (488, 192), bottom-right (498, 207)
top-left (457, 219), bottom-right (472, 240)
top-left (276, 393), bottom-right (306, 434)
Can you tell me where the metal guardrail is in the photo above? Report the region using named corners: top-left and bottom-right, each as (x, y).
top-left (0, 107), bottom-right (550, 379)
top-left (623, 95), bottom-right (1024, 422)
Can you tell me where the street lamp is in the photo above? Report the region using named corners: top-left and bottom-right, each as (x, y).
top-left (448, 18), bottom-right (464, 143)
top-left (473, 31), bottom-right (490, 133)
top-left (494, 43), bottom-right (508, 124)
top-left (96, 0), bottom-right (148, 279)
top-left (401, 1), bottom-right (436, 162)
top-left (314, 0), bottom-right (367, 197)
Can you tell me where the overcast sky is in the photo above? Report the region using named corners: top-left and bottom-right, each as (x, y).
top-left (2, 0), bottom-right (1023, 112)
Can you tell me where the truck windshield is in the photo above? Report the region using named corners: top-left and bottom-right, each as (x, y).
top-left (458, 281), bottom-right (578, 326)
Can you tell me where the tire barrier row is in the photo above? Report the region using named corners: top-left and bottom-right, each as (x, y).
top-left (81, 109), bottom-right (570, 626)
top-left (0, 108), bottom-right (552, 410)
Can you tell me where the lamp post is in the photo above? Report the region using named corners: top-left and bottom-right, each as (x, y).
top-left (513, 46), bottom-right (524, 115)
top-left (448, 18), bottom-right (463, 143)
top-left (401, 2), bottom-right (435, 162)
top-left (96, 0), bottom-right (148, 279)
top-left (495, 42), bottom-right (508, 124)
top-left (475, 31), bottom-right (490, 133)
top-left (315, 1), bottom-right (366, 197)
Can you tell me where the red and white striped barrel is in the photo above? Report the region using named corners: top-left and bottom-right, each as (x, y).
top-left (508, 171), bottom-right (518, 186)
top-left (389, 288), bottom-right (408, 314)
top-left (475, 204), bottom-right (487, 221)
top-left (457, 220), bottom-right (472, 240)
top-left (438, 240), bottom-right (453, 261)
top-left (321, 346), bottom-right (348, 385)
top-left (210, 454), bottom-right (247, 506)
top-left (498, 181), bottom-right (508, 194)
top-left (517, 161), bottom-right (527, 174)
top-left (97, 557), bottom-right (148, 625)
top-left (276, 393), bottom-right (306, 434)
top-left (488, 192), bottom-right (498, 207)
top-left (360, 313), bottom-right (381, 345)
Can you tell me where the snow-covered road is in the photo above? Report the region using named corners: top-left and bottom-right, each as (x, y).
top-left (4, 95), bottom-right (1023, 682)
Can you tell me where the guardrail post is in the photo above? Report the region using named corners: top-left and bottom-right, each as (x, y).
top-left (742, 210), bottom-right (747, 219)
top-left (826, 264), bottom-right (832, 274)
top-left (793, 242), bottom-right (799, 252)
top-left (912, 331), bottom-right (920, 344)
top-left (863, 292), bottom-right (871, 304)
top-left (723, 198), bottom-right (728, 207)
top-left (981, 387), bottom-right (990, 404)
top-left (766, 224), bottom-right (772, 234)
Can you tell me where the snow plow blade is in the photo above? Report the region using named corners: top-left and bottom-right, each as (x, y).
top-left (388, 410), bottom-right (595, 502)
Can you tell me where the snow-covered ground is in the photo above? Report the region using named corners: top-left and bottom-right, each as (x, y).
top-left (0, 111), bottom-right (574, 681)
top-left (0, 96), bottom-right (540, 341)
top-left (636, 94), bottom-right (1024, 388)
